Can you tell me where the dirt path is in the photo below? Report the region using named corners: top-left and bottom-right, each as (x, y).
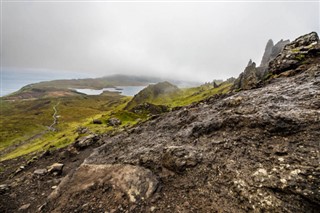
top-left (0, 102), bottom-right (60, 159)
top-left (49, 101), bottom-right (60, 131)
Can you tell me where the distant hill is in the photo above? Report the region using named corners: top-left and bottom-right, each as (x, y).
top-left (19, 74), bottom-right (202, 90)
top-left (125, 81), bottom-right (179, 110)
top-left (3, 74), bottom-right (202, 100)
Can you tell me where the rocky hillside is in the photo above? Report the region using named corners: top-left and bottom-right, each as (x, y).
top-left (233, 32), bottom-right (319, 91)
top-left (0, 32), bottom-right (319, 212)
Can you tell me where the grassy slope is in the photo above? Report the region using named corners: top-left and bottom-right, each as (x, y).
top-left (0, 93), bottom-right (132, 161)
top-left (128, 82), bottom-right (232, 109)
top-left (0, 82), bottom-right (231, 161)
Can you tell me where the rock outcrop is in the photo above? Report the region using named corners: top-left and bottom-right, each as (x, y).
top-left (233, 32), bottom-right (318, 91)
top-left (131, 102), bottom-right (169, 115)
top-left (269, 32), bottom-right (320, 75)
top-left (260, 39), bottom-right (290, 67)
top-left (260, 39), bottom-right (274, 67)
top-left (233, 60), bottom-right (259, 90)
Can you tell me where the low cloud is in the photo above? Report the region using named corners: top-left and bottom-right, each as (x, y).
top-left (2, 1), bottom-right (319, 82)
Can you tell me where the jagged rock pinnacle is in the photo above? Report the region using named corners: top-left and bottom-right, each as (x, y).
top-left (260, 39), bottom-right (274, 67)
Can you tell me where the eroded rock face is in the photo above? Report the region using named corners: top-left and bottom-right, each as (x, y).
top-left (269, 32), bottom-right (320, 75)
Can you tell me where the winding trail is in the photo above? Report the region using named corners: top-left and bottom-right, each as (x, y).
top-left (49, 101), bottom-right (60, 131)
top-left (0, 101), bottom-right (61, 158)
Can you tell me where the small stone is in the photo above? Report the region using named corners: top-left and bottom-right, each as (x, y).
top-left (253, 168), bottom-right (268, 176)
top-left (93, 119), bottom-right (102, 124)
top-left (51, 185), bottom-right (57, 189)
top-left (34, 169), bottom-right (48, 175)
top-left (19, 203), bottom-right (30, 210)
top-left (108, 118), bottom-right (122, 126)
top-left (73, 134), bottom-right (99, 150)
top-left (38, 203), bottom-right (47, 211)
top-left (48, 163), bottom-right (64, 174)
top-left (150, 206), bottom-right (156, 212)
top-left (280, 178), bottom-right (287, 184)
top-left (290, 169), bottom-right (301, 176)
top-left (0, 184), bottom-right (9, 193)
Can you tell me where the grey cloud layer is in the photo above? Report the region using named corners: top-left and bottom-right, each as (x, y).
top-left (2, 2), bottom-right (319, 82)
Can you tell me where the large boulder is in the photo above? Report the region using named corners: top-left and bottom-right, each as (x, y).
top-left (73, 134), bottom-right (99, 150)
top-left (49, 164), bottom-right (159, 212)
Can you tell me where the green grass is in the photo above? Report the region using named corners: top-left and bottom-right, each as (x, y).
top-left (0, 93), bottom-right (130, 161)
top-left (125, 82), bottom-right (232, 110)
top-left (151, 83), bottom-right (232, 107)
top-left (112, 110), bottom-right (147, 126)
top-left (0, 81), bottom-right (232, 161)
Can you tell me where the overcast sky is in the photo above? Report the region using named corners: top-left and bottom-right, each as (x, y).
top-left (2, 0), bottom-right (319, 82)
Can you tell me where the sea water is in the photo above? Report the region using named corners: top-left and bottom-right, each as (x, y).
top-left (0, 69), bottom-right (89, 97)
top-left (74, 86), bottom-right (146, 97)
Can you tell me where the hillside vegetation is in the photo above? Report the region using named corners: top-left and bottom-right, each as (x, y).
top-left (0, 93), bottom-right (129, 161)
top-left (0, 79), bottom-right (230, 161)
